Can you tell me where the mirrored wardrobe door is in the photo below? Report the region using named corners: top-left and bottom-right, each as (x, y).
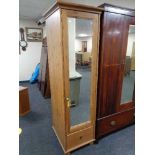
top-left (67, 17), bottom-right (92, 126)
top-left (62, 10), bottom-right (99, 133)
top-left (120, 25), bottom-right (135, 105)
top-left (67, 17), bottom-right (93, 127)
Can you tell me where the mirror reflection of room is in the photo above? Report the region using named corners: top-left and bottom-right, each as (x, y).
top-left (67, 18), bottom-right (93, 126)
top-left (121, 25), bottom-right (135, 104)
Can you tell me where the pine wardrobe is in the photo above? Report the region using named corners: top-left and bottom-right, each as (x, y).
top-left (44, 2), bottom-right (102, 154)
top-left (96, 4), bottom-right (135, 138)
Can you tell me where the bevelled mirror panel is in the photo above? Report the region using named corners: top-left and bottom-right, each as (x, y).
top-left (67, 17), bottom-right (93, 126)
top-left (121, 25), bottom-right (135, 104)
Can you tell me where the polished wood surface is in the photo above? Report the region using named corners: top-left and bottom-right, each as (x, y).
top-left (38, 38), bottom-right (51, 98)
top-left (67, 126), bottom-right (94, 151)
top-left (96, 4), bottom-right (135, 138)
top-left (96, 108), bottom-right (134, 138)
top-left (99, 3), bottom-right (135, 17)
top-left (61, 8), bottom-right (101, 152)
top-left (46, 9), bottom-right (66, 149)
top-left (45, 2), bottom-right (101, 154)
top-left (19, 86), bottom-right (30, 116)
top-left (62, 9), bottom-right (100, 134)
top-left (44, 64), bottom-right (51, 97)
top-left (43, 1), bottom-right (102, 19)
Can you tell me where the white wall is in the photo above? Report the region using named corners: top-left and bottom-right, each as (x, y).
top-left (75, 39), bottom-right (81, 52)
top-left (68, 18), bottom-right (76, 76)
top-left (19, 19), bottom-right (43, 81)
top-left (87, 37), bottom-right (92, 52)
top-left (68, 18), bottom-right (82, 78)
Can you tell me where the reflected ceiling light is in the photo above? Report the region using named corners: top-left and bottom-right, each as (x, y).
top-left (114, 30), bottom-right (120, 34)
top-left (78, 33), bottom-right (89, 37)
top-left (108, 30), bottom-right (120, 35)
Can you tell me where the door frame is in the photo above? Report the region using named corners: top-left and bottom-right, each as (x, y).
top-left (116, 17), bottom-right (135, 112)
top-left (61, 9), bottom-right (100, 134)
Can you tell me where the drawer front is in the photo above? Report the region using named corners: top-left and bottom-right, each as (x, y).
top-left (96, 108), bottom-right (135, 138)
top-left (67, 126), bottom-right (94, 151)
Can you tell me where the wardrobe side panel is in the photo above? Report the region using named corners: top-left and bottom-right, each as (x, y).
top-left (46, 9), bottom-right (66, 148)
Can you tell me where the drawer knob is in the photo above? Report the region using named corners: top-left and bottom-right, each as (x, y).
top-left (110, 121), bottom-right (116, 126)
top-left (80, 136), bottom-right (83, 139)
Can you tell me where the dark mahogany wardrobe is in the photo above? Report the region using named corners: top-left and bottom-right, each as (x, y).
top-left (96, 4), bottom-right (135, 138)
top-left (38, 37), bottom-right (51, 98)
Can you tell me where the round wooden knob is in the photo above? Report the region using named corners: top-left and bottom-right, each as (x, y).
top-left (110, 121), bottom-right (116, 126)
top-left (80, 136), bottom-right (83, 139)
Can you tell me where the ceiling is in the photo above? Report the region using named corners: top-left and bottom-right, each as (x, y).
top-left (19, 0), bottom-right (55, 21)
top-left (19, 0), bottom-right (135, 21)
top-left (76, 19), bottom-right (92, 37)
